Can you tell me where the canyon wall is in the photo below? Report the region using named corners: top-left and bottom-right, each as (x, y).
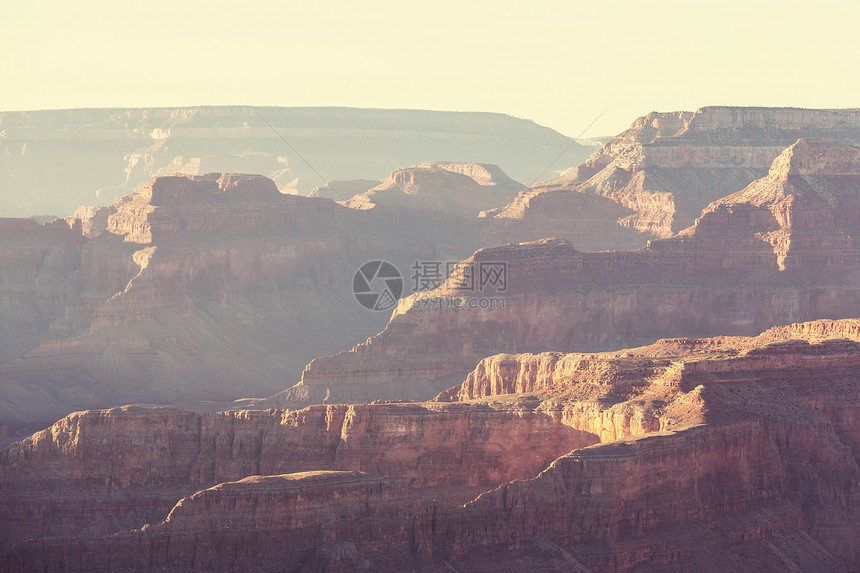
top-left (485, 107), bottom-right (860, 248)
top-left (2, 320), bottom-right (859, 571)
top-left (0, 218), bottom-right (86, 361)
top-left (283, 139), bottom-right (860, 407)
top-left (0, 401), bottom-right (596, 552)
top-left (0, 171), bottom-right (494, 443)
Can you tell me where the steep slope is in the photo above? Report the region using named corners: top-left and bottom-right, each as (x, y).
top-left (0, 106), bottom-right (589, 217)
top-left (2, 319), bottom-right (859, 571)
top-left (279, 139), bottom-right (860, 406)
top-left (485, 106), bottom-right (860, 248)
top-left (682, 138), bottom-right (860, 270)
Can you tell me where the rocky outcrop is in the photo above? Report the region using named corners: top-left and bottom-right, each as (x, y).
top-left (106, 173), bottom-right (300, 243)
top-left (444, 321), bottom-right (860, 401)
top-left (0, 106), bottom-right (588, 218)
top-left (2, 320), bottom-right (859, 571)
top-left (340, 162), bottom-right (523, 216)
top-left (481, 189), bottom-right (652, 252)
top-left (285, 140), bottom-right (860, 406)
top-left (67, 205), bottom-right (115, 239)
top-left (678, 138), bottom-right (860, 270)
top-left (486, 107), bottom-right (860, 247)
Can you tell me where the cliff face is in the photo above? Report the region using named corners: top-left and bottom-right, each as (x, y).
top-left (2, 320), bottom-right (859, 572)
top-left (0, 106), bottom-right (588, 217)
top-left (4, 113), bottom-right (859, 439)
top-left (435, 331), bottom-right (860, 571)
top-left (0, 218), bottom-right (86, 361)
top-left (0, 400), bottom-right (596, 552)
top-left (487, 107), bottom-right (860, 247)
top-left (286, 140), bottom-right (860, 406)
top-left (680, 138), bottom-right (860, 270)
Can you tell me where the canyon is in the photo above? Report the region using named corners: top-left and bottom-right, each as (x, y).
top-left (280, 137), bottom-right (860, 407)
top-left (3, 106), bottom-right (860, 571)
top-left (483, 107), bottom-right (860, 249)
top-left (2, 318), bottom-right (859, 571)
top-left (0, 169), bottom-right (509, 443)
top-left (3, 110), bottom-right (860, 437)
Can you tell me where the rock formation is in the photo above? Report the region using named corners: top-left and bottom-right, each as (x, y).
top-left (340, 162), bottom-right (524, 216)
top-left (484, 107), bottom-right (860, 249)
top-left (683, 138), bottom-right (860, 270)
top-left (0, 173), bottom-right (488, 444)
top-left (2, 318), bottom-right (859, 571)
top-left (4, 108), bottom-right (860, 572)
top-left (281, 139), bottom-right (860, 406)
top-left (0, 401), bottom-right (595, 553)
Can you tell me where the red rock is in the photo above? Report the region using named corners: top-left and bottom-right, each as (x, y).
top-left (676, 138), bottom-right (860, 270)
top-left (2, 319), bottom-right (859, 571)
top-left (0, 400), bottom-right (595, 552)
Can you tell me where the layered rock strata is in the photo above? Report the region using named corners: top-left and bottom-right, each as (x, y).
top-left (0, 218), bottom-right (86, 361)
top-left (0, 401), bottom-right (596, 552)
top-left (283, 139), bottom-right (860, 406)
top-left (2, 319), bottom-right (859, 571)
top-left (485, 107), bottom-right (860, 248)
top-left (0, 173), bottom-right (488, 442)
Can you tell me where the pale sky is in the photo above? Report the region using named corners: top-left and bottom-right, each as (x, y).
top-left (2, 0), bottom-right (857, 137)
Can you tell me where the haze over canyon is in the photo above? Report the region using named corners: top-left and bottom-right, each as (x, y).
top-left (1, 105), bottom-right (860, 572)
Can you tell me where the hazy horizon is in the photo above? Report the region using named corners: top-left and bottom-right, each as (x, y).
top-left (2, 0), bottom-right (857, 138)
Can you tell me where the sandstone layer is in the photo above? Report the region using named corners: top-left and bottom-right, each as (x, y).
top-left (485, 107), bottom-right (860, 249)
top-left (0, 400), bottom-right (596, 553)
top-left (282, 139), bottom-right (860, 406)
top-left (2, 319), bottom-right (859, 571)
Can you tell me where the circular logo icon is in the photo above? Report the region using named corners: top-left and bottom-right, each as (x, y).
top-left (353, 260), bottom-right (403, 311)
